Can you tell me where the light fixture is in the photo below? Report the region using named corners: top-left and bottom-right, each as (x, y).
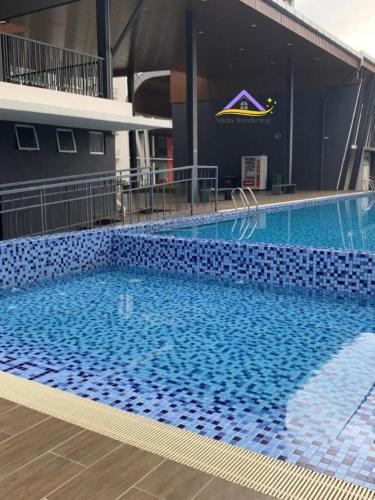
top-left (314, 57), bottom-right (320, 61)
top-left (198, 30), bottom-right (205, 35)
top-left (250, 24), bottom-right (257, 28)
top-left (0, 20), bottom-right (7, 24)
top-left (271, 60), bottom-right (276, 65)
top-left (239, 47), bottom-right (246, 52)
top-left (287, 42), bottom-right (294, 46)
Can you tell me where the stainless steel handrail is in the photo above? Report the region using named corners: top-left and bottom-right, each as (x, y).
top-left (363, 178), bottom-right (375, 191)
top-left (0, 165), bottom-right (219, 240)
top-left (231, 187), bottom-right (259, 211)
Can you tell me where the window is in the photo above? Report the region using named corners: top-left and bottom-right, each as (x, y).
top-left (89, 131), bottom-right (105, 155)
top-left (15, 124), bottom-right (40, 151)
top-left (56, 129), bottom-right (77, 153)
top-left (240, 100), bottom-right (249, 110)
top-left (156, 136), bottom-right (168, 157)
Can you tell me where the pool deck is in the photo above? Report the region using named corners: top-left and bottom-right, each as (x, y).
top-left (217, 190), bottom-right (351, 211)
top-left (0, 397), bottom-right (273, 500)
top-left (121, 190), bottom-right (355, 225)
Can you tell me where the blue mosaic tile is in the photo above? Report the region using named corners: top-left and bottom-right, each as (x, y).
top-left (0, 267), bottom-right (374, 490)
top-left (0, 193), bottom-right (374, 490)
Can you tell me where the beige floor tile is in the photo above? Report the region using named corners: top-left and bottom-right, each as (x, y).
top-left (0, 433), bottom-right (10, 444)
top-left (53, 429), bottom-right (120, 466)
top-left (194, 478), bottom-right (276, 500)
top-left (0, 405), bottom-right (48, 435)
top-left (47, 444), bottom-right (164, 500)
top-left (0, 452), bottom-right (84, 500)
top-left (0, 417), bottom-right (81, 478)
top-left (121, 488), bottom-right (161, 500)
top-left (138, 460), bottom-right (211, 500)
top-left (0, 398), bottom-right (17, 415)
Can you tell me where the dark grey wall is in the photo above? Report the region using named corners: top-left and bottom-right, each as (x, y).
top-left (0, 121), bottom-right (116, 184)
top-left (173, 92), bottom-right (287, 186)
top-left (322, 84), bottom-right (360, 190)
top-left (172, 84), bottom-right (359, 190)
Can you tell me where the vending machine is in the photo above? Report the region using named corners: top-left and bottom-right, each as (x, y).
top-left (241, 156), bottom-right (268, 190)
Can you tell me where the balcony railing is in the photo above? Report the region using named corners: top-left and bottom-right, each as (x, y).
top-left (0, 32), bottom-right (104, 97)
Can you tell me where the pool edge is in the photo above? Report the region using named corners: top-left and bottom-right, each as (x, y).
top-left (0, 371), bottom-right (373, 500)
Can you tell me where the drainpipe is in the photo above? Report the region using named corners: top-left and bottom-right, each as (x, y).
top-left (286, 58), bottom-right (295, 186)
top-left (96, 0), bottom-right (113, 99)
top-left (0, 34), bottom-right (4, 81)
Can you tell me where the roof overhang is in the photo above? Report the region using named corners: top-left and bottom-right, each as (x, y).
top-left (2, 0), bottom-right (374, 88)
top-left (0, 82), bottom-right (172, 131)
top-left (0, 0), bottom-right (80, 20)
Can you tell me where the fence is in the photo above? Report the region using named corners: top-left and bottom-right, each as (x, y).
top-left (0, 32), bottom-right (104, 97)
top-left (0, 166), bottom-right (219, 240)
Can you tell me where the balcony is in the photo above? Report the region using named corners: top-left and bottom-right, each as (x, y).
top-left (0, 32), bottom-right (104, 98)
top-left (0, 32), bottom-right (172, 132)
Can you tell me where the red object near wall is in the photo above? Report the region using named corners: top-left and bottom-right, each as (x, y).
top-left (167, 137), bottom-right (174, 183)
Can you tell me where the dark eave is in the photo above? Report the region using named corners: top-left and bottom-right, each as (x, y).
top-left (0, 0), bottom-right (80, 20)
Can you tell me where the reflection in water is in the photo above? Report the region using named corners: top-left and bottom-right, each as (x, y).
top-left (160, 194), bottom-right (375, 251)
top-left (286, 332), bottom-right (375, 442)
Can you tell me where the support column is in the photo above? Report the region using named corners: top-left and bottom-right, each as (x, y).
top-left (96, 0), bottom-right (113, 98)
top-left (127, 72), bottom-right (138, 177)
top-left (286, 58), bottom-right (295, 185)
top-left (0, 35), bottom-right (4, 81)
top-left (185, 9), bottom-right (198, 204)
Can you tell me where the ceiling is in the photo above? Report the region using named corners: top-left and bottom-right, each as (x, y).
top-left (1, 0), bottom-right (367, 91)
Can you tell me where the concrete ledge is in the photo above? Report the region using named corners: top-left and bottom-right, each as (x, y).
top-left (0, 82), bottom-right (172, 131)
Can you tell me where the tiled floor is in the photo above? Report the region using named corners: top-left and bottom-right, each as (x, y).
top-left (0, 398), bottom-right (275, 500)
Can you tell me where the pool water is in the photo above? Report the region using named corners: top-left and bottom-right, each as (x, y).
top-left (0, 267), bottom-right (374, 488)
top-left (158, 195), bottom-right (375, 251)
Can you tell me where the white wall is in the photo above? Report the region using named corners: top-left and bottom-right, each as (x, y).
top-left (113, 77), bottom-right (130, 172)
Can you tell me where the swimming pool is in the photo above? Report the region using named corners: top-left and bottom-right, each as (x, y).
top-left (1, 266), bottom-right (374, 489)
top-left (157, 194), bottom-right (375, 252)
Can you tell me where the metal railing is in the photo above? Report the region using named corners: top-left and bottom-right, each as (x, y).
top-left (0, 166), bottom-right (218, 241)
top-left (363, 178), bottom-right (375, 191)
top-left (231, 187), bottom-right (259, 211)
top-left (0, 32), bottom-right (104, 97)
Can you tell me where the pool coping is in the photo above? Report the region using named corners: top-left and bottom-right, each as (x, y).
top-left (128, 190), bottom-right (375, 256)
top-left (0, 371), bottom-right (373, 500)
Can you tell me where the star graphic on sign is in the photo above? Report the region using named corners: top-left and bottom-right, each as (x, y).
top-left (267, 97), bottom-right (273, 103)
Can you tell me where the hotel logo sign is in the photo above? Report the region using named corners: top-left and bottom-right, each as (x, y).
top-left (215, 89), bottom-right (277, 125)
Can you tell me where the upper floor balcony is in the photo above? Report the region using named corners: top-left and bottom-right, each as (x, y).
top-left (0, 32), bottom-right (104, 98)
top-left (0, 31), bottom-right (171, 133)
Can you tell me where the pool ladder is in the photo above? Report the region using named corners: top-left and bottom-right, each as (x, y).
top-left (363, 178), bottom-right (375, 191)
top-left (231, 187), bottom-right (259, 212)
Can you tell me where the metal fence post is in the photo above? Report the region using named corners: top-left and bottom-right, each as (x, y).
top-left (190, 167), bottom-right (194, 216)
top-left (190, 165), bottom-right (198, 216)
top-left (40, 189), bottom-right (46, 235)
top-left (0, 34), bottom-right (4, 82)
top-left (89, 184), bottom-right (94, 228)
top-left (215, 166), bottom-right (219, 213)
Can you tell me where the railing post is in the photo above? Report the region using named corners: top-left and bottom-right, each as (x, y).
top-left (40, 189), bottom-right (46, 235)
top-left (215, 167), bottom-right (219, 213)
top-left (0, 34), bottom-right (4, 82)
top-left (190, 166), bottom-right (198, 216)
